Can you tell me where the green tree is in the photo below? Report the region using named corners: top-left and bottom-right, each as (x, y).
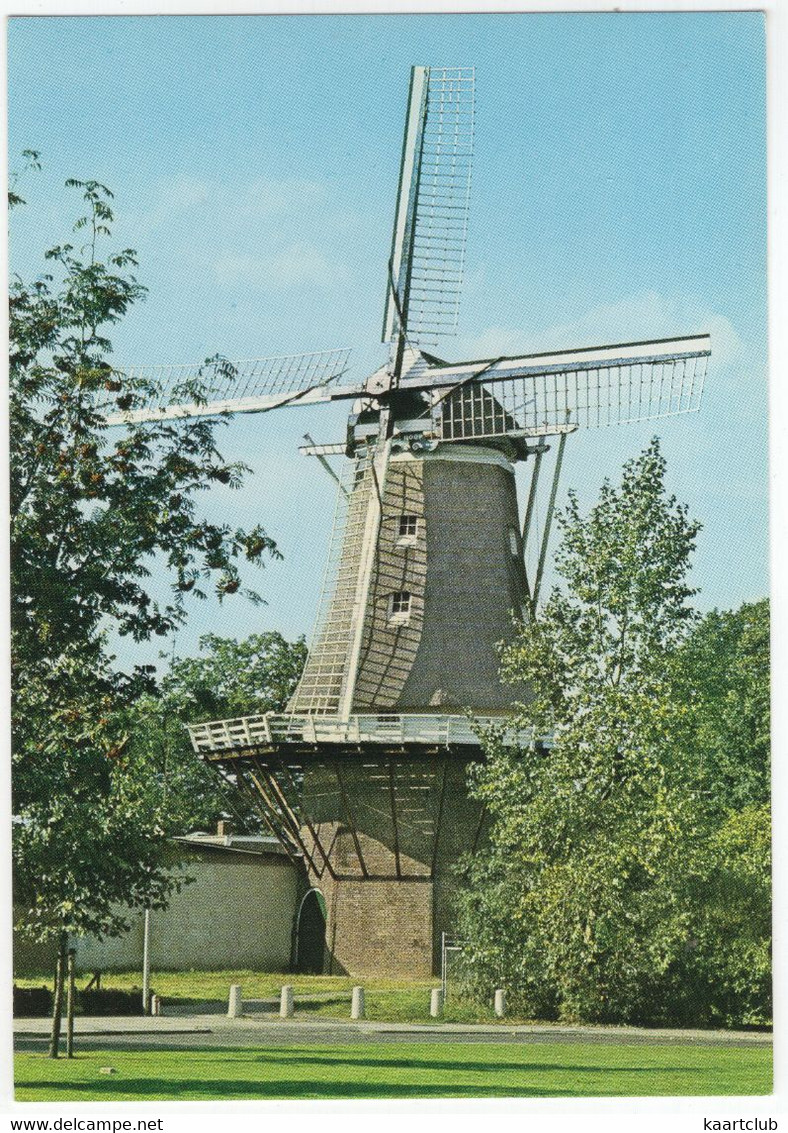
top-left (673, 600), bottom-right (770, 809)
top-left (689, 802), bottom-right (771, 1025)
top-left (126, 632), bottom-right (307, 836)
top-left (11, 179), bottom-right (276, 665)
top-left (11, 173), bottom-right (280, 1051)
top-left (456, 441), bottom-right (770, 1026)
top-left (670, 600), bottom-right (771, 1023)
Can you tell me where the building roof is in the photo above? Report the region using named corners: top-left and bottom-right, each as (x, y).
top-left (172, 832), bottom-right (292, 858)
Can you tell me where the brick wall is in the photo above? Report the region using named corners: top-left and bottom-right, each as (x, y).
top-left (300, 755), bottom-right (485, 977)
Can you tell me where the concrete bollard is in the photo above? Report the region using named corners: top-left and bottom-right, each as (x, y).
top-left (351, 986), bottom-right (365, 1020)
top-left (494, 988), bottom-right (506, 1018)
top-left (150, 994), bottom-right (162, 1017)
top-left (280, 985), bottom-right (294, 1018)
top-left (430, 988), bottom-right (444, 1018)
top-left (227, 984), bottom-right (242, 1018)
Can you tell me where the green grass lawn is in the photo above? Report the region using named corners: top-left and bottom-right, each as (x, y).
top-left (14, 1043), bottom-right (772, 1100)
top-left (293, 987), bottom-right (505, 1024)
top-left (15, 971), bottom-right (493, 1024)
top-left (16, 970), bottom-right (433, 1003)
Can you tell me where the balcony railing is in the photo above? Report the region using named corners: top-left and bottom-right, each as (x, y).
top-left (187, 712), bottom-right (530, 755)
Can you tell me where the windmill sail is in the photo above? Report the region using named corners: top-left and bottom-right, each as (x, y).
top-left (104, 347), bottom-right (355, 425)
top-left (391, 334), bottom-right (711, 441)
top-left (290, 444), bottom-right (384, 716)
top-left (382, 66), bottom-right (475, 350)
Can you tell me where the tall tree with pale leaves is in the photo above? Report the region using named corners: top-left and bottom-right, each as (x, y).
top-left (457, 441), bottom-right (770, 1026)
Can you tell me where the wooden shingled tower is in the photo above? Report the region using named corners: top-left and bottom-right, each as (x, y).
top-left (110, 67), bottom-right (711, 976)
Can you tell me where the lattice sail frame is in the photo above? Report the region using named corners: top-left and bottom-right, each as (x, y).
top-left (104, 347), bottom-right (353, 425)
top-left (290, 444), bottom-right (381, 715)
top-left (390, 336), bottom-right (711, 441)
top-left (431, 353), bottom-right (708, 440)
top-left (383, 66), bottom-right (475, 347)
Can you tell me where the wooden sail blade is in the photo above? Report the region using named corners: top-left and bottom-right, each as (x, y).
top-left (103, 347), bottom-right (356, 425)
top-left (288, 445), bottom-right (377, 716)
top-left (382, 66), bottom-right (475, 349)
top-left (395, 334), bottom-right (711, 440)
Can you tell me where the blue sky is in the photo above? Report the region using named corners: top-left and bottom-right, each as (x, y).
top-left (8, 12), bottom-right (768, 668)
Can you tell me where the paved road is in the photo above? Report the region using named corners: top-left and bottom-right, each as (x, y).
top-left (13, 1014), bottom-right (772, 1052)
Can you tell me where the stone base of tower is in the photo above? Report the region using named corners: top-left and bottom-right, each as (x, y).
top-left (199, 737), bottom-right (504, 978)
top-left (319, 875), bottom-right (434, 978)
top-left (291, 754), bottom-right (488, 977)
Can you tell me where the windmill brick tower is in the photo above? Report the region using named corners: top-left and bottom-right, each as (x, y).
top-left (116, 66), bottom-right (711, 976)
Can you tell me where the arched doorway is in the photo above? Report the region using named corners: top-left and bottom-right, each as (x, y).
top-left (294, 888), bottom-right (327, 973)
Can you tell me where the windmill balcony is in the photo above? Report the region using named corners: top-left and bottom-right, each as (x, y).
top-left (186, 712), bottom-right (530, 758)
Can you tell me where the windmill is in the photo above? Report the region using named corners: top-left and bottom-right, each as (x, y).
top-left (116, 67), bottom-right (711, 977)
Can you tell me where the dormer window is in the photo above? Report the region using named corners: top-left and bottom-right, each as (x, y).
top-left (389, 590), bottom-right (411, 623)
top-left (397, 514), bottom-right (419, 544)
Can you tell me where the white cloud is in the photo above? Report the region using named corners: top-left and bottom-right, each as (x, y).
top-left (124, 173), bottom-right (362, 296)
top-left (124, 176), bottom-right (211, 233)
top-left (456, 291), bottom-right (744, 369)
top-left (130, 175), bottom-right (328, 234)
top-left (214, 242), bottom-right (348, 290)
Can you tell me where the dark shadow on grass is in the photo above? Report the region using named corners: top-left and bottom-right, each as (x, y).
top-left (162, 1000), bottom-right (228, 1015)
top-left (296, 997), bottom-right (352, 1014)
top-left (173, 1046), bottom-right (760, 1074)
top-left (16, 1048), bottom-right (768, 1088)
top-left (184, 1052), bottom-right (713, 1076)
top-left (13, 1078), bottom-right (626, 1100)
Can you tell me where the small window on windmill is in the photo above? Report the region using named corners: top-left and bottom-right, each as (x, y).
top-left (508, 527), bottom-right (519, 556)
top-left (397, 514), bottom-right (419, 544)
top-left (389, 590), bottom-right (412, 623)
